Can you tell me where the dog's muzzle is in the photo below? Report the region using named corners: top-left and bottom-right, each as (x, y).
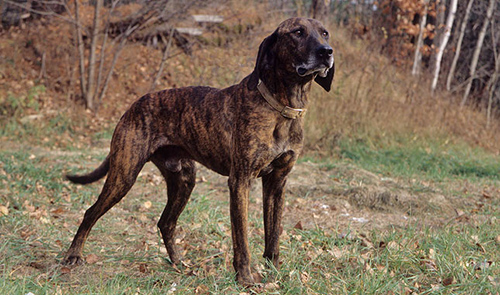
top-left (296, 45), bottom-right (334, 77)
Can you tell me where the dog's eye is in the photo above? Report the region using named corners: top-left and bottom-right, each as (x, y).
top-left (322, 31), bottom-right (329, 38)
top-left (293, 29), bottom-right (303, 37)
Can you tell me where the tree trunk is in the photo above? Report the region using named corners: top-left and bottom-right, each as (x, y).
top-left (311, 0), bottom-right (331, 22)
top-left (74, 0), bottom-right (87, 102)
top-left (486, 60), bottom-right (499, 129)
top-left (486, 19), bottom-right (500, 129)
top-left (412, 0), bottom-right (429, 76)
top-left (461, 0), bottom-right (496, 107)
top-left (431, 0), bottom-right (457, 92)
top-left (446, 0), bottom-right (474, 91)
top-left (95, 0), bottom-right (119, 109)
top-left (86, 0), bottom-right (104, 110)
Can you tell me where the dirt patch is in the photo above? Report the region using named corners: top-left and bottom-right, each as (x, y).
top-left (137, 159), bottom-right (477, 235)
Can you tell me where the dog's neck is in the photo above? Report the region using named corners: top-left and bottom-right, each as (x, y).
top-left (258, 73), bottom-right (311, 111)
top-left (257, 79), bottom-right (307, 119)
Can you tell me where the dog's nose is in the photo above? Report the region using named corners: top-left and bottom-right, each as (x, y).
top-left (317, 45), bottom-right (333, 58)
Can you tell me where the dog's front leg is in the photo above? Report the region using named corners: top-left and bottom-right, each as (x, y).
top-left (262, 151), bottom-right (296, 268)
top-left (228, 173), bottom-right (254, 285)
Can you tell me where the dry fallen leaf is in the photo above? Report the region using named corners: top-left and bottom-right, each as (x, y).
top-left (143, 201), bottom-right (152, 209)
top-left (86, 253), bottom-right (99, 264)
top-left (138, 263), bottom-right (148, 273)
top-left (429, 248), bottom-right (436, 260)
top-left (421, 259), bottom-right (438, 271)
top-left (0, 205), bottom-right (9, 216)
top-left (442, 276), bottom-right (454, 286)
top-left (195, 284), bottom-right (209, 294)
top-left (387, 241), bottom-right (400, 251)
top-left (51, 207), bottom-right (65, 216)
top-left (487, 275), bottom-right (499, 287)
top-left (60, 267), bottom-right (71, 274)
top-left (294, 221), bottom-right (303, 230)
top-left (328, 246), bottom-right (347, 259)
top-left (300, 271), bottom-right (310, 284)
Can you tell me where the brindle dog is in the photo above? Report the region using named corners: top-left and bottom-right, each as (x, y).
top-left (64, 17), bottom-right (334, 285)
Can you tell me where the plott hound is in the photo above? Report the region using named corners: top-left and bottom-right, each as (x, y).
top-left (64, 17), bottom-right (334, 285)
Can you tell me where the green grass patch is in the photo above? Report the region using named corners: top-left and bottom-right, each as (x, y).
top-left (337, 136), bottom-right (500, 181)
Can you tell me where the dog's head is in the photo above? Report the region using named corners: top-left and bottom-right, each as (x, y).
top-left (249, 18), bottom-right (335, 92)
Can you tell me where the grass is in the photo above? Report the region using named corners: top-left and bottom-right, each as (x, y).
top-left (337, 135), bottom-right (500, 181)
top-left (1, 140), bottom-right (499, 294)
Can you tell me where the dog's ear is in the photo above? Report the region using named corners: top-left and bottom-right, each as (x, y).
top-left (314, 62), bottom-right (335, 92)
top-left (248, 30), bottom-right (278, 90)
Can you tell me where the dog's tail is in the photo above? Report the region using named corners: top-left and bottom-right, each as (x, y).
top-left (66, 155), bottom-right (110, 185)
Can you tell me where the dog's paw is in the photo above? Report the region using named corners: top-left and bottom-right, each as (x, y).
top-left (62, 255), bottom-right (85, 266)
top-left (236, 274), bottom-right (256, 287)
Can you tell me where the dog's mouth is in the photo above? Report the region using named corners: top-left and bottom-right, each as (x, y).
top-left (296, 65), bottom-right (330, 77)
top-left (295, 58), bottom-right (334, 78)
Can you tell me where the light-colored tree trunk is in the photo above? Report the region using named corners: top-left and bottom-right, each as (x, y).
top-left (86, 0), bottom-right (103, 110)
top-left (446, 0), bottom-right (474, 91)
top-left (412, 0), bottom-right (429, 76)
top-left (461, 0), bottom-right (496, 107)
top-left (431, 0), bottom-right (457, 92)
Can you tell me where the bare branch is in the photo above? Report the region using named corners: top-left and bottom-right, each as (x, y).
top-left (149, 27), bottom-right (175, 93)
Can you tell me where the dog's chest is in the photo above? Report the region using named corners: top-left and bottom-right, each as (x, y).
top-left (271, 119), bottom-right (303, 154)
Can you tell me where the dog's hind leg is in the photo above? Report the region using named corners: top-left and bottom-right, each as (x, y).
top-left (152, 156), bottom-right (196, 265)
top-left (64, 153), bottom-right (147, 265)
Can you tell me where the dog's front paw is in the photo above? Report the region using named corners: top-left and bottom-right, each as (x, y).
top-left (62, 255), bottom-right (85, 266)
top-left (236, 273), bottom-right (256, 287)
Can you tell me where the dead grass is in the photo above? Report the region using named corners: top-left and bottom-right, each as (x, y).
top-left (304, 23), bottom-right (500, 156)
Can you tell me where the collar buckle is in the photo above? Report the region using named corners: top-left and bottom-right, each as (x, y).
top-left (257, 79), bottom-right (306, 120)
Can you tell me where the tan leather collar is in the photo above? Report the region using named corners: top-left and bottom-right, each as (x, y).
top-left (257, 79), bottom-right (306, 119)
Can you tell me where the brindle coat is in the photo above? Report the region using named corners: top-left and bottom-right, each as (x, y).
top-left (64, 17), bottom-right (334, 285)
